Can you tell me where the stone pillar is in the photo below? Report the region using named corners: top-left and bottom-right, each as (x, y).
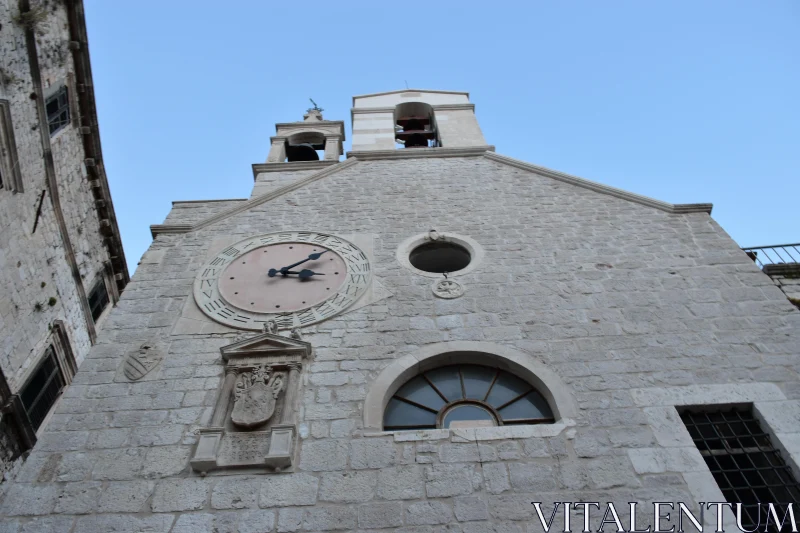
top-left (279, 363), bottom-right (302, 425)
top-left (266, 138), bottom-right (287, 163)
top-left (211, 367), bottom-right (239, 427)
top-left (323, 135), bottom-right (341, 161)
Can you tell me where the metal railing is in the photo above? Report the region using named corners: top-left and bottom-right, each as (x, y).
top-left (741, 243), bottom-right (800, 269)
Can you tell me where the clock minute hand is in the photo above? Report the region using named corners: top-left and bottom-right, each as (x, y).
top-left (279, 250), bottom-right (329, 274)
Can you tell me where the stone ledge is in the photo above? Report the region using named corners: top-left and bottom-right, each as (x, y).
top-left (347, 146), bottom-right (494, 160)
top-left (363, 421), bottom-right (572, 443)
top-left (763, 263), bottom-right (800, 277)
top-left (149, 224), bottom-right (192, 238)
top-left (630, 382), bottom-right (786, 407)
top-left (252, 160), bottom-right (339, 179)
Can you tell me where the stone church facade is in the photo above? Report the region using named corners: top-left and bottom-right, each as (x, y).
top-left (0, 0), bottom-right (128, 481)
top-left (1, 83), bottom-right (800, 532)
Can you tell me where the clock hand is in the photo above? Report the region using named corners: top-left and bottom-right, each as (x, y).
top-left (267, 269), bottom-right (325, 278)
top-left (273, 250), bottom-right (329, 275)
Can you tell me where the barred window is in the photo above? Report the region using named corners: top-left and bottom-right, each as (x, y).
top-left (384, 364), bottom-right (554, 431)
top-left (681, 407), bottom-right (800, 532)
top-left (45, 86), bottom-right (70, 136)
top-left (88, 278), bottom-right (109, 323)
top-left (20, 347), bottom-right (65, 432)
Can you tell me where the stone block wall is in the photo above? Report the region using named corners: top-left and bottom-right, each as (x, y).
top-left (0, 0), bottom-right (127, 479)
top-left (1, 154), bottom-right (798, 531)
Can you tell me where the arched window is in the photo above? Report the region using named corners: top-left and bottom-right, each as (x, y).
top-left (383, 364), bottom-right (554, 431)
top-left (394, 102), bottom-right (439, 149)
top-left (285, 132), bottom-right (326, 162)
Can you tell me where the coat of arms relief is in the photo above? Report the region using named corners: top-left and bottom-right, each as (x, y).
top-left (190, 328), bottom-right (311, 474)
top-left (231, 364), bottom-right (285, 429)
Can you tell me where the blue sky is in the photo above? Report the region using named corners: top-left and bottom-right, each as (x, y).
top-left (84, 1), bottom-right (799, 274)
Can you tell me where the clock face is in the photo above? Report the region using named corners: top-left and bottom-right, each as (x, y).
top-left (194, 232), bottom-right (371, 330)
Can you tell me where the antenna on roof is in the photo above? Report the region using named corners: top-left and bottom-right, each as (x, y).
top-left (404, 80), bottom-right (409, 89)
top-left (307, 98), bottom-right (324, 113)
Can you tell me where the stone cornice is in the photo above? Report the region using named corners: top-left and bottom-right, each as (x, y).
top-left (172, 199), bottom-right (248, 205)
top-left (151, 159), bottom-right (361, 237)
top-left (763, 263), bottom-right (800, 277)
top-left (352, 89), bottom-right (470, 106)
top-left (252, 160), bottom-right (338, 179)
top-left (351, 103), bottom-right (475, 115)
top-left (484, 152), bottom-right (713, 215)
top-left (150, 224), bottom-right (192, 238)
top-left (346, 146), bottom-right (495, 160)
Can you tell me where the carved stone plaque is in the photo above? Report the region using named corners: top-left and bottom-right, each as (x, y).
top-left (190, 331), bottom-right (310, 474)
top-left (217, 432), bottom-right (270, 467)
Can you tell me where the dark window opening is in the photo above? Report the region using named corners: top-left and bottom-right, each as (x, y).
top-left (681, 407), bottom-right (800, 533)
top-left (384, 364), bottom-right (554, 431)
top-left (20, 347), bottom-right (65, 432)
top-left (88, 278), bottom-right (109, 323)
top-left (395, 102), bottom-right (439, 149)
top-left (409, 241), bottom-right (471, 274)
top-left (45, 86), bottom-right (70, 136)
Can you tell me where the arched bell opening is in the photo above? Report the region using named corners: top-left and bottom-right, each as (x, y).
top-left (394, 102), bottom-right (439, 149)
top-left (285, 132), bottom-right (326, 162)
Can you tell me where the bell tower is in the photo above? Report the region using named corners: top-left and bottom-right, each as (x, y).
top-left (350, 89), bottom-right (487, 152)
top-left (252, 104), bottom-right (346, 197)
top-left (265, 104), bottom-right (345, 165)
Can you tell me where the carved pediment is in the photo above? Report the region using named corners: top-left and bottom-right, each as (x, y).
top-left (220, 332), bottom-right (311, 363)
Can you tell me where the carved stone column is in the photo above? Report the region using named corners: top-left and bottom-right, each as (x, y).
top-left (323, 135), bottom-right (341, 161)
top-left (279, 363), bottom-right (302, 425)
top-left (266, 137), bottom-right (287, 163)
top-left (211, 366), bottom-right (239, 427)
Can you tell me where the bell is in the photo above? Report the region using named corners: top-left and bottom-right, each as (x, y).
top-left (287, 143), bottom-right (319, 162)
top-left (404, 133), bottom-right (427, 148)
top-left (403, 118), bottom-right (424, 132)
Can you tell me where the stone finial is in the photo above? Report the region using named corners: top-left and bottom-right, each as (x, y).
top-left (303, 109), bottom-right (323, 122)
top-left (290, 327), bottom-right (303, 341)
top-left (263, 320), bottom-right (278, 335)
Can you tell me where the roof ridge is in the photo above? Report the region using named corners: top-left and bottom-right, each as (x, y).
top-left (484, 152), bottom-right (712, 215)
top-left (150, 158), bottom-right (360, 237)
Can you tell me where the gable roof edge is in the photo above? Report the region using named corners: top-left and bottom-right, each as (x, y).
top-left (484, 152), bottom-right (712, 215)
top-left (150, 158), bottom-right (361, 238)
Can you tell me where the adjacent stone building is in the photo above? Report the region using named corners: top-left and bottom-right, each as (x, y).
top-left (0, 0), bottom-right (128, 480)
top-left (2, 84), bottom-right (800, 532)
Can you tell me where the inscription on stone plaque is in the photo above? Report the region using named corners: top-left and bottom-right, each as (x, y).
top-left (217, 432), bottom-right (270, 467)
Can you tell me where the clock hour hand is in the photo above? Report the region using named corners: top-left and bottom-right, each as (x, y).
top-left (267, 269), bottom-right (325, 279)
top-left (270, 250), bottom-right (329, 276)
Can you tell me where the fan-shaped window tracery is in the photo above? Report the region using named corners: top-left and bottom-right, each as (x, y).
top-left (383, 364), bottom-right (554, 431)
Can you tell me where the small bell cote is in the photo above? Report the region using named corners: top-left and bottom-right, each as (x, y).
top-left (265, 103), bottom-right (345, 165)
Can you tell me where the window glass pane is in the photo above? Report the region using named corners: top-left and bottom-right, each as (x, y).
top-left (461, 365), bottom-right (494, 400)
top-left (425, 366), bottom-right (462, 402)
top-left (394, 375), bottom-right (445, 411)
top-left (384, 398), bottom-right (436, 429)
top-left (485, 371), bottom-right (531, 408)
top-left (498, 390), bottom-right (553, 421)
top-left (46, 98), bottom-right (59, 116)
top-left (442, 404), bottom-right (496, 428)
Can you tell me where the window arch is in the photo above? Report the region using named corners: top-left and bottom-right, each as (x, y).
top-left (364, 341), bottom-right (577, 433)
top-left (384, 364), bottom-right (554, 430)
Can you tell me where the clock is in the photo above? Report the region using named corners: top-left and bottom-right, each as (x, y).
top-left (194, 232), bottom-right (371, 330)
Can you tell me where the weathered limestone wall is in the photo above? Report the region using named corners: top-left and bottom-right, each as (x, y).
top-left (0, 0), bottom-right (126, 478)
top-left (1, 155), bottom-right (798, 531)
top-left (763, 264), bottom-right (800, 308)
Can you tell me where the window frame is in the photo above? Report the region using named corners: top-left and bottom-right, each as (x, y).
top-left (13, 321), bottom-right (76, 438)
top-left (45, 85), bottom-right (71, 137)
top-left (87, 275), bottom-right (111, 324)
top-left (0, 99), bottom-right (23, 192)
top-left (383, 363), bottom-right (556, 431)
top-left (680, 405), bottom-right (800, 532)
